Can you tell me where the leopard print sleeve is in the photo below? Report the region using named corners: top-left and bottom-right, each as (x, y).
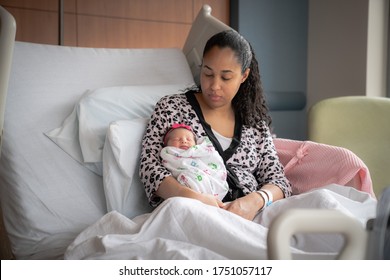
top-left (255, 122), bottom-right (292, 197)
top-left (228, 121), bottom-right (292, 198)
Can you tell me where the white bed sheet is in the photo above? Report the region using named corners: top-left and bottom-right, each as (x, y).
top-left (0, 42), bottom-right (194, 259)
top-left (64, 184), bottom-right (376, 260)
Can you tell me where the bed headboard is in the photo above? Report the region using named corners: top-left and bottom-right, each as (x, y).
top-left (183, 5), bottom-right (231, 85)
top-left (0, 6), bottom-right (16, 157)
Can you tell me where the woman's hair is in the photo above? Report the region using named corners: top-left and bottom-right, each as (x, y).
top-left (200, 29), bottom-right (271, 127)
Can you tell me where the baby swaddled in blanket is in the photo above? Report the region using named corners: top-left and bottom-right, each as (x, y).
top-left (160, 124), bottom-right (229, 200)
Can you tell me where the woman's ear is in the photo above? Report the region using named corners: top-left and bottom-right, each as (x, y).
top-left (241, 68), bottom-right (250, 83)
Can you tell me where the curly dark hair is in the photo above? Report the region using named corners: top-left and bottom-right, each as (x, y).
top-left (199, 29), bottom-right (271, 127)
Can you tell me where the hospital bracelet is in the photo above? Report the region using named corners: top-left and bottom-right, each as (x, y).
top-left (256, 190), bottom-right (268, 212)
top-left (256, 189), bottom-right (273, 212)
top-left (261, 189), bottom-right (273, 207)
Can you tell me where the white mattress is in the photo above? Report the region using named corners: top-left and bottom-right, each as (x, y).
top-left (0, 41), bottom-right (194, 259)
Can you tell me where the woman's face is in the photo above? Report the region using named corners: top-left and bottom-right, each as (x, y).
top-left (200, 46), bottom-right (249, 110)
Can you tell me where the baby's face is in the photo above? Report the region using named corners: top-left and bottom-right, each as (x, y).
top-left (166, 128), bottom-right (196, 150)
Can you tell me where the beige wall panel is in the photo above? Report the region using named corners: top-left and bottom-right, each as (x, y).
top-left (76, 0), bottom-right (193, 23)
top-left (63, 0), bottom-right (77, 45)
top-left (307, 0), bottom-right (368, 108)
top-left (0, 0), bottom-right (230, 47)
top-left (76, 15), bottom-right (191, 48)
top-left (6, 7), bottom-right (59, 45)
top-left (64, 13), bottom-right (77, 46)
top-left (0, 0), bottom-right (58, 10)
top-left (64, 0), bottom-right (76, 13)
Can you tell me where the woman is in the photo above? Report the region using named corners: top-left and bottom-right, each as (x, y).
top-left (140, 29), bottom-right (292, 221)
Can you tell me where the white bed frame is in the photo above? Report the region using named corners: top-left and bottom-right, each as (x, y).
top-left (0, 4), bottom-right (15, 155)
top-left (0, 4), bottom-right (388, 260)
top-left (0, 4), bottom-right (16, 260)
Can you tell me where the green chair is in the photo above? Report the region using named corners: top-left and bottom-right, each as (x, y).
top-left (308, 96), bottom-right (390, 198)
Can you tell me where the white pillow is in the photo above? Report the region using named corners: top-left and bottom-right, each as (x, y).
top-left (103, 118), bottom-right (153, 218)
top-left (45, 84), bottom-right (191, 175)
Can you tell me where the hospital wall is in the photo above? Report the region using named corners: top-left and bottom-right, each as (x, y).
top-left (1, 0), bottom-right (388, 140)
top-left (0, 0), bottom-right (230, 48)
top-left (233, 0), bottom-right (389, 140)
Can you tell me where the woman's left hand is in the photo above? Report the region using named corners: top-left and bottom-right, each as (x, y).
top-left (221, 192), bottom-right (263, 221)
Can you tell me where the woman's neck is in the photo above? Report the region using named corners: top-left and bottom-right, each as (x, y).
top-left (195, 92), bottom-right (235, 138)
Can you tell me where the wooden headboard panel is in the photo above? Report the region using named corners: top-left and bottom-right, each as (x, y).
top-left (0, 1), bottom-right (230, 49)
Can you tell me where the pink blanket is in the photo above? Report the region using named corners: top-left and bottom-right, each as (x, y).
top-left (274, 138), bottom-right (375, 198)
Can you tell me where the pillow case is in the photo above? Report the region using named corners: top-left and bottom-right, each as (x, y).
top-left (103, 118), bottom-right (153, 218)
top-left (45, 83), bottom-right (191, 175)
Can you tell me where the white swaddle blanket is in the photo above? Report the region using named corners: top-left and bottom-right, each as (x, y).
top-left (161, 137), bottom-right (229, 200)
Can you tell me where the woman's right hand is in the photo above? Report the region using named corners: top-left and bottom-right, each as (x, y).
top-left (193, 192), bottom-right (225, 208)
